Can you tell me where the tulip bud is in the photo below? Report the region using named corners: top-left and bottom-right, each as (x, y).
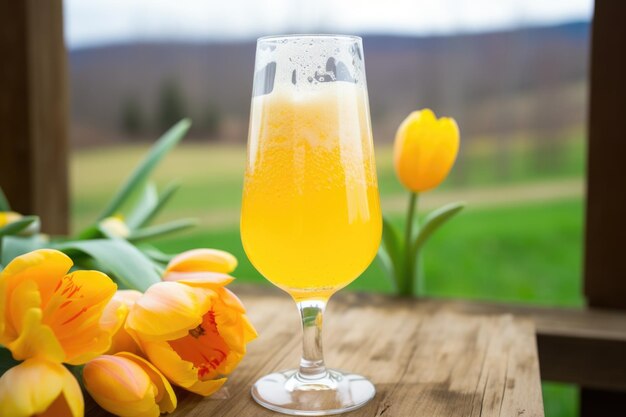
top-left (0, 211), bottom-right (22, 227)
top-left (393, 109), bottom-right (460, 193)
top-left (99, 216), bottom-right (131, 238)
top-left (83, 353), bottom-right (176, 417)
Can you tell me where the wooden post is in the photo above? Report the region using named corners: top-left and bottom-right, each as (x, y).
top-left (0, 0), bottom-right (69, 234)
top-left (582, 1), bottom-right (626, 415)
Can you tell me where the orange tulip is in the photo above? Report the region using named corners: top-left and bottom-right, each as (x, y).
top-left (0, 249), bottom-right (119, 364)
top-left (101, 290), bottom-right (143, 355)
top-left (83, 352), bottom-right (176, 417)
top-left (0, 358), bottom-right (83, 417)
top-left (126, 274), bottom-right (257, 396)
top-left (393, 109), bottom-right (460, 192)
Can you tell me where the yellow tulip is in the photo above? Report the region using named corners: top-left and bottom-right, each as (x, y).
top-left (83, 352), bottom-right (176, 417)
top-left (99, 216), bottom-right (130, 238)
top-left (101, 290), bottom-right (143, 355)
top-left (0, 249), bottom-right (119, 364)
top-left (126, 275), bottom-right (257, 396)
top-left (0, 211), bottom-right (22, 227)
top-left (0, 358), bottom-right (83, 417)
top-left (393, 109), bottom-right (460, 192)
top-left (164, 248), bottom-right (238, 279)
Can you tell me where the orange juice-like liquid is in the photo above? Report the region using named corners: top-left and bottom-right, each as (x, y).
top-left (241, 83), bottom-right (381, 300)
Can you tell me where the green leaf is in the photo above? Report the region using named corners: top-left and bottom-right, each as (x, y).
top-left (97, 119), bottom-right (191, 221)
top-left (68, 364), bottom-right (86, 391)
top-left (76, 224), bottom-right (103, 240)
top-left (55, 239), bottom-right (162, 291)
top-left (0, 347), bottom-right (19, 375)
top-left (0, 216), bottom-right (38, 237)
top-left (0, 187), bottom-right (9, 211)
top-left (138, 182), bottom-right (180, 227)
top-left (139, 244), bottom-right (176, 264)
top-left (376, 247), bottom-right (398, 291)
top-left (1, 235), bottom-right (48, 265)
top-left (124, 182), bottom-right (159, 229)
top-left (380, 216), bottom-right (403, 283)
top-left (412, 201), bottom-right (465, 254)
top-left (128, 218), bottom-right (197, 243)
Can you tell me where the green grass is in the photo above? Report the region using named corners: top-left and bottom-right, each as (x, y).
top-left (71, 133), bottom-right (585, 230)
top-left (150, 198), bottom-right (584, 307)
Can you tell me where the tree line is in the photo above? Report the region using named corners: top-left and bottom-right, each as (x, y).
top-left (120, 79), bottom-right (221, 139)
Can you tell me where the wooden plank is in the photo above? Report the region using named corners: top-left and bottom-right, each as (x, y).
top-left (0, 0), bottom-right (69, 234)
top-left (229, 288), bottom-right (626, 391)
top-left (437, 298), bottom-right (626, 392)
top-left (88, 289), bottom-right (544, 417)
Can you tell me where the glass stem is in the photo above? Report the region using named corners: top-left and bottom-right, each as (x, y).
top-left (297, 299), bottom-right (327, 380)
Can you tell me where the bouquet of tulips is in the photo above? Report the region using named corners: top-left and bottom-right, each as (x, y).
top-left (0, 120), bottom-right (256, 417)
top-left (378, 109), bottom-right (465, 296)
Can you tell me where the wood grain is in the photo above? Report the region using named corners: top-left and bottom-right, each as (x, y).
top-left (88, 288), bottom-right (544, 417)
top-left (435, 298), bottom-right (626, 392)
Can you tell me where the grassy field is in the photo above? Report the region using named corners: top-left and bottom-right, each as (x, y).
top-left (149, 199), bottom-right (584, 307)
top-left (71, 135), bottom-right (585, 416)
top-left (70, 133), bottom-right (585, 230)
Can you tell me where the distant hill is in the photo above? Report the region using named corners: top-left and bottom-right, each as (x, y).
top-left (69, 22), bottom-right (589, 146)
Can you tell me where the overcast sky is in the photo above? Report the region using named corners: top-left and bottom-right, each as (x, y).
top-left (64, 0), bottom-right (593, 49)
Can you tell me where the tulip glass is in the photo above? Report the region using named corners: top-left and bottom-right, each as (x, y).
top-left (241, 35), bottom-right (381, 415)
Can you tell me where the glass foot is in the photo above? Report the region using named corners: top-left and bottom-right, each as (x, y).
top-left (251, 369), bottom-right (375, 416)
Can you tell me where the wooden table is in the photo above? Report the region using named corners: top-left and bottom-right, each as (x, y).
top-left (90, 287), bottom-right (545, 416)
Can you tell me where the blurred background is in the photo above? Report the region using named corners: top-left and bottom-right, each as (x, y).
top-left (66, 2), bottom-right (591, 414)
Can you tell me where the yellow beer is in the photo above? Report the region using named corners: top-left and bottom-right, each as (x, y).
top-left (241, 83), bottom-right (381, 300)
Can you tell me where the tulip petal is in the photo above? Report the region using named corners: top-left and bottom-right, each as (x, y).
top-left (102, 290), bottom-right (143, 355)
top-left (142, 337), bottom-right (228, 397)
top-left (163, 271), bottom-right (235, 288)
top-left (6, 308), bottom-right (65, 362)
top-left (8, 280), bottom-right (41, 338)
top-left (127, 282), bottom-right (212, 341)
top-left (187, 377), bottom-right (227, 397)
top-left (56, 360), bottom-right (85, 417)
top-left (0, 358), bottom-right (83, 417)
top-left (1, 249), bottom-right (72, 305)
top-left (116, 352), bottom-right (177, 413)
top-left (241, 314), bottom-right (259, 343)
top-left (41, 270), bottom-right (118, 364)
top-left (216, 288), bottom-right (247, 313)
top-left (214, 307), bottom-right (245, 355)
top-left (142, 340), bottom-right (200, 389)
top-left (0, 250), bottom-right (71, 341)
top-left (165, 248), bottom-right (238, 274)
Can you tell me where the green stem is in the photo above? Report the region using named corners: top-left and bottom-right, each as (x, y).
top-left (401, 192), bottom-right (418, 295)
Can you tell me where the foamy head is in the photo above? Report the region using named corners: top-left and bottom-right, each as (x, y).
top-left (253, 35), bottom-right (367, 94)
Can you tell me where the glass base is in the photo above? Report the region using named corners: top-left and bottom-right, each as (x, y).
top-left (251, 369), bottom-right (375, 416)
